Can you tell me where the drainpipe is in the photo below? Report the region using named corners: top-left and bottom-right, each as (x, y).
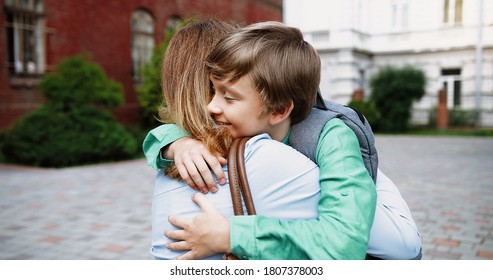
top-left (475, 0), bottom-right (484, 127)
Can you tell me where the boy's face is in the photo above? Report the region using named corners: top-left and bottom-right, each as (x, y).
top-left (208, 75), bottom-right (272, 138)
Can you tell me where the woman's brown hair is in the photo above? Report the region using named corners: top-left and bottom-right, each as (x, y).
top-left (158, 19), bottom-right (237, 177)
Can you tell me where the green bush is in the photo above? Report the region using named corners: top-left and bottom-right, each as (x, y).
top-left (3, 105), bottom-right (137, 167)
top-left (429, 108), bottom-right (479, 128)
top-left (2, 54), bottom-right (138, 167)
top-left (449, 109), bottom-right (479, 127)
top-left (347, 100), bottom-right (381, 128)
top-left (39, 53), bottom-right (123, 110)
top-left (0, 130), bottom-right (6, 163)
top-left (370, 66), bottom-right (426, 132)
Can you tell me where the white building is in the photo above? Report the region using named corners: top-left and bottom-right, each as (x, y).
top-left (284, 0), bottom-right (493, 127)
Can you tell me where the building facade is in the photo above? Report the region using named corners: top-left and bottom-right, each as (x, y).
top-left (0, 0), bottom-right (282, 129)
top-left (285, 0), bottom-right (493, 127)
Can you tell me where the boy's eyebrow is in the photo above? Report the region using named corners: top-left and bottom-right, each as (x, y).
top-left (224, 84), bottom-right (240, 95)
top-left (212, 78), bottom-right (240, 95)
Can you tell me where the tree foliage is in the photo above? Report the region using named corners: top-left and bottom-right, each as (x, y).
top-left (39, 53), bottom-right (123, 110)
top-left (370, 66), bottom-right (426, 132)
top-left (347, 99), bottom-right (381, 129)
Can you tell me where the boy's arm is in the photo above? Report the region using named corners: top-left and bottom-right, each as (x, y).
top-left (230, 119), bottom-right (376, 259)
top-left (142, 124), bottom-right (189, 170)
top-left (142, 124), bottom-right (227, 192)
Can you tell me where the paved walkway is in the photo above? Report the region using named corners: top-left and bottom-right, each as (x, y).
top-left (375, 135), bottom-right (493, 260)
top-left (0, 160), bottom-right (156, 260)
top-left (1, 135), bottom-right (492, 260)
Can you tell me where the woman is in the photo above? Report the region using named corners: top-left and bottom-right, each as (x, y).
top-left (150, 18), bottom-right (321, 259)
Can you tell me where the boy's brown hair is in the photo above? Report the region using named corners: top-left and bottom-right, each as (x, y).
top-left (206, 21), bottom-right (321, 125)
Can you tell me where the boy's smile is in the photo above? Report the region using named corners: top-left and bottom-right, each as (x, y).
top-left (214, 120), bottom-right (231, 126)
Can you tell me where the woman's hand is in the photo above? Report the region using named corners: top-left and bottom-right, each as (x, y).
top-left (165, 137), bottom-right (227, 193)
top-left (165, 193), bottom-right (231, 260)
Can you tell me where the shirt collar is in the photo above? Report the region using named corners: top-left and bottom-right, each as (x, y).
top-left (281, 128), bottom-right (292, 144)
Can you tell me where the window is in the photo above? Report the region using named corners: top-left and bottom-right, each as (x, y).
top-left (131, 9), bottom-right (155, 81)
top-left (358, 69), bottom-right (366, 89)
top-left (312, 30), bottom-right (330, 43)
top-left (443, 0), bottom-right (463, 25)
top-left (391, 0), bottom-right (409, 31)
top-left (4, 0), bottom-right (45, 76)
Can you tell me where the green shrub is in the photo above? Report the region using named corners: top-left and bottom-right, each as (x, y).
top-left (347, 100), bottom-right (381, 128)
top-left (2, 54), bottom-right (138, 167)
top-left (449, 109), bottom-right (479, 127)
top-left (3, 105), bottom-right (137, 167)
top-left (370, 66), bottom-right (426, 132)
top-left (39, 53), bottom-right (123, 110)
top-left (429, 108), bottom-right (480, 128)
top-left (0, 130), bottom-right (6, 163)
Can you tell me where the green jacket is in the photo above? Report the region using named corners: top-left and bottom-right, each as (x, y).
top-left (142, 118), bottom-right (376, 259)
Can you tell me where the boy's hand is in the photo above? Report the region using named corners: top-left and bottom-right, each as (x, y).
top-left (165, 193), bottom-right (231, 260)
top-left (165, 137), bottom-right (227, 193)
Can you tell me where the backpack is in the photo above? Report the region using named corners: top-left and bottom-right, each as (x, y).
top-left (289, 90), bottom-right (379, 182)
top-left (290, 95), bottom-right (424, 260)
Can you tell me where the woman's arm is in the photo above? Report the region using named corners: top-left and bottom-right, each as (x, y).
top-left (165, 193), bottom-right (232, 260)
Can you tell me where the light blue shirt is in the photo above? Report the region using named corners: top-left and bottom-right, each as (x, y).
top-left (367, 170), bottom-right (421, 259)
top-left (151, 133), bottom-right (320, 259)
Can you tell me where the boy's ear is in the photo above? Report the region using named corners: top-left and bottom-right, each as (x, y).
top-left (269, 100), bottom-right (294, 125)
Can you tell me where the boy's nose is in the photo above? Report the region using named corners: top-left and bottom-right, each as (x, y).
top-left (207, 96), bottom-right (221, 115)
top-left (207, 94), bottom-right (221, 115)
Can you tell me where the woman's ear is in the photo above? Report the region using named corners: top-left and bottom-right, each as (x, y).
top-left (269, 100), bottom-right (294, 125)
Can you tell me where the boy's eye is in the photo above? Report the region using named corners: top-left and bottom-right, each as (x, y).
top-left (224, 95), bottom-right (235, 102)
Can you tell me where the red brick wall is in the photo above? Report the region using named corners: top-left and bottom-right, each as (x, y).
top-left (0, 0), bottom-right (282, 129)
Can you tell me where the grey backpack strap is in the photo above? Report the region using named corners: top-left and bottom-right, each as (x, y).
top-left (323, 100), bottom-right (378, 182)
top-left (289, 107), bottom-right (334, 164)
top-left (289, 99), bottom-right (379, 182)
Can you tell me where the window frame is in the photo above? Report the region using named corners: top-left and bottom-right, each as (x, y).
top-left (443, 0), bottom-right (463, 26)
top-left (391, 0), bottom-right (409, 31)
top-left (131, 9), bottom-right (155, 82)
top-left (4, 0), bottom-right (46, 77)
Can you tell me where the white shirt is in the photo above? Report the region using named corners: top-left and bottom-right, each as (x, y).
top-left (151, 133), bottom-right (320, 259)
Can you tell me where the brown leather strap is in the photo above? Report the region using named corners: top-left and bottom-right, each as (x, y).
top-left (236, 136), bottom-right (256, 215)
top-left (228, 137), bottom-right (244, 215)
top-left (225, 136), bottom-right (255, 260)
top-left (228, 136), bottom-right (256, 216)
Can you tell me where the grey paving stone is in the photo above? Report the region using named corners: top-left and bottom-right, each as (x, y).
top-left (1, 136), bottom-right (492, 260)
